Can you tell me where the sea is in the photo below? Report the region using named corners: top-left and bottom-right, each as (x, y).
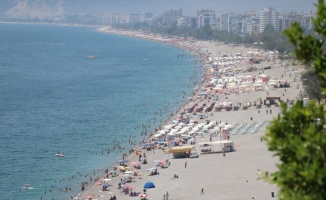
top-left (0, 23), bottom-right (202, 200)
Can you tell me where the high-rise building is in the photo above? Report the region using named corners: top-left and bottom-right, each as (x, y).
top-left (127, 14), bottom-right (141, 24)
top-left (280, 11), bottom-right (314, 31)
top-left (259, 7), bottom-right (280, 32)
top-left (161, 9), bottom-right (182, 25)
top-left (197, 10), bottom-right (216, 28)
top-left (220, 13), bottom-right (241, 34)
top-left (141, 12), bottom-right (153, 24)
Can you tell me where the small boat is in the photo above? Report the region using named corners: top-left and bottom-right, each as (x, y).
top-left (55, 152), bottom-right (64, 157)
top-left (87, 56), bottom-right (96, 59)
top-left (20, 184), bottom-right (33, 190)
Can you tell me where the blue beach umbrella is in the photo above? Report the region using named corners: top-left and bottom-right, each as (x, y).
top-left (144, 181), bottom-right (155, 189)
top-left (117, 160), bottom-right (128, 163)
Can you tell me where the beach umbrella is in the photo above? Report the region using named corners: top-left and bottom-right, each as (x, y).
top-left (146, 167), bottom-right (157, 171)
top-left (117, 166), bottom-right (126, 170)
top-left (254, 83), bottom-right (262, 87)
top-left (131, 161), bottom-right (138, 166)
top-left (144, 181), bottom-right (155, 189)
top-left (228, 85), bottom-right (237, 89)
top-left (117, 160), bottom-right (128, 163)
top-left (154, 160), bottom-right (161, 163)
top-left (214, 87), bottom-right (223, 92)
top-left (139, 193), bottom-right (148, 197)
top-left (160, 160), bottom-right (167, 165)
top-left (86, 196), bottom-right (93, 200)
top-left (124, 171), bottom-right (133, 174)
top-left (141, 143), bottom-right (150, 147)
top-left (120, 174), bottom-right (131, 177)
top-left (103, 183), bottom-right (109, 187)
top-left (197, 113), bottom-right (204, 117)
top-left (103, 178), bottom-right (112, 182)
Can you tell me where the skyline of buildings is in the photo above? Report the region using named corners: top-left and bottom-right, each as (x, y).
top-left (2, 6), bottom-right (316, 37)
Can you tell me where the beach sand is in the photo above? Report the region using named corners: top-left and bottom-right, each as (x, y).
top-left (76, 29), bottom-right (303, 200)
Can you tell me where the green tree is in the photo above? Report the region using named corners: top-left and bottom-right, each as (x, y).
top-left (263, 1), bottom-right (326, 200)
top-left (302, 71), bottom-right (325, 104)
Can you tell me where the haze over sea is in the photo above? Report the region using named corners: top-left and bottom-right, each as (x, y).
top-left (0, 23), bottom-right (201, 200)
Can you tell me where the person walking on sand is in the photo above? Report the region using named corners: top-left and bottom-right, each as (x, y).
top-left (166, 191), bottom-right (169, 200)
top-left (185, 162), bottom-right (187, 168)
top-left (201, 188), bottom-right (204, 195)
top-left (163, 194), bottom-right (165, 200)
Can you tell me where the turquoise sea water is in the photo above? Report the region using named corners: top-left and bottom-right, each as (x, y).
top-left (0, 24), bottom-right (201, 200)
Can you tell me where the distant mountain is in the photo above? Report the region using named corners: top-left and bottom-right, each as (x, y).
top-left (2, 0), bottom-right (64, 19)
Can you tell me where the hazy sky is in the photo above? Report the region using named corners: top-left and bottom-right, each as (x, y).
top-left (64, 0), bottom-right (317, 15)
top-left (0, 0), bottom-right (318, 17)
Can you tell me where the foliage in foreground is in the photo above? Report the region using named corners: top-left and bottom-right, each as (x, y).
top-left (263, 0), bottom-right (326, 199)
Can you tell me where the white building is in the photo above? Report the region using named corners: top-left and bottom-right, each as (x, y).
top-left (127, 14), bottom-right (141, 24)
top-left (259, 7), bottom-right (280, 32)
top-left (197, 10), bottom-right (216, 28)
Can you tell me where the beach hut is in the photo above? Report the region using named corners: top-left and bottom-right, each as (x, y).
top-left (198, 140), bottom-right (235, 154)
top-left (164, 145), bottom-right (195, 159)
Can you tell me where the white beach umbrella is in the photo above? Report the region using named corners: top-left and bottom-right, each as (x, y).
top-left (218, 122), bottom-right (226, 128)
top-left (178, 122), bottom-right (185, 127)
top-left (228, 85), bottom-right (237, 89)
top-left (192, 126), bottom-right (200, 131)
top-left (187, 123), bottom-right (194, 127)
top-left (224, 124), bottom-right (233, 130)
top-left (154, 133), bottom-right (162, 138)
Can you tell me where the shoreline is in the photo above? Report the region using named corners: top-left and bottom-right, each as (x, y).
top-left (75, 27), bottom-right (211, 199)
top-left (76, 27), bottom-right (302, 200)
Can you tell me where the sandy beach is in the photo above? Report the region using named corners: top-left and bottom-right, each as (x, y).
top-left (76, 28), bottom-right (303, 200)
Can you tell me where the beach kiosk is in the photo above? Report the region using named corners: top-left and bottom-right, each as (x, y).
top-left (198, 140), bottom-right (234, 154)
top-left (164, 145), bottom-right (197, 159)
